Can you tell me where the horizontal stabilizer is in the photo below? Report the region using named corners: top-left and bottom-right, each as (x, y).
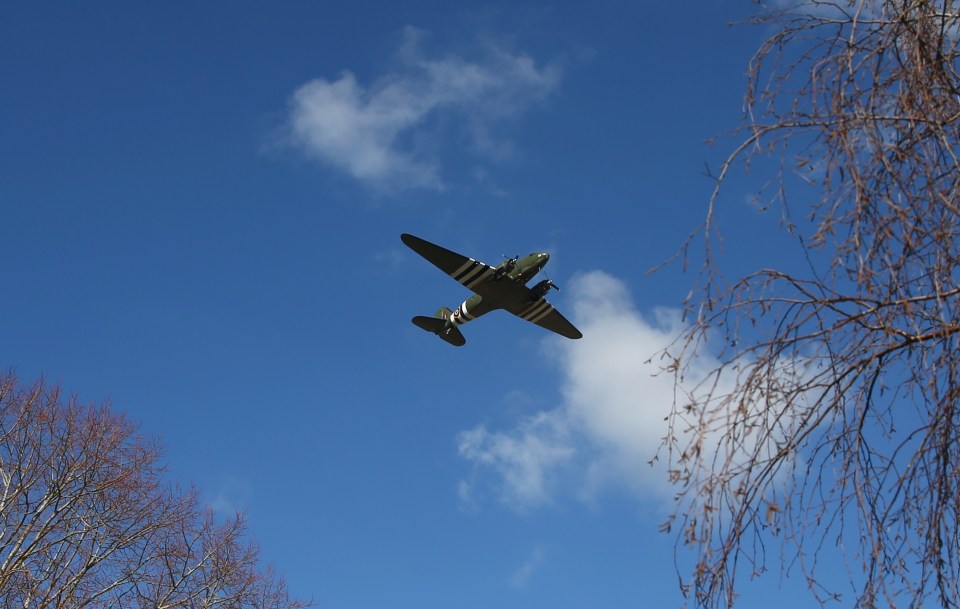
top-left (412, 316), bottom-right (466, 346)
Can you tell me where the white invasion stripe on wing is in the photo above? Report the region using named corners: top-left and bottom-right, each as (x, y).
top-left (451, 259), bottom-right (494, 290)
top-left (527, 304), bottom-right (554, 324)
top-left (451, 259), bottom-right (476, 277)
top-left (464, 267), bottom-right (494, 289)
top-left (519, 300), bottom-right (553, 322)
top-left (458, 264), bottom-right (485, 285)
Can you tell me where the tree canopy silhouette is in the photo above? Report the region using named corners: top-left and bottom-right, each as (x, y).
top-left (0, 372), bottom-right (310, 609)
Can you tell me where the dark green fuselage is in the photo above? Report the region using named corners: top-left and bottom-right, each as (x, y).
top-left (448, 252), bottom-right (550, 325)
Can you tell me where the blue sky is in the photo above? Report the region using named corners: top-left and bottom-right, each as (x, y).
top-left (1, 2), bottom-right (822, 607)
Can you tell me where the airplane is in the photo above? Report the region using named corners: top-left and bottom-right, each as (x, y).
top-left (401, 233), bottom-right (582, 346)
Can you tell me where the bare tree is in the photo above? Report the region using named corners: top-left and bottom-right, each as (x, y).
top-left (0, 372), bottom-right (310, 609)
top-left (664, 1), bottom-right (960, 608)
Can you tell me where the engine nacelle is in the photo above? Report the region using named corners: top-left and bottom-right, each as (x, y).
top-left (531, 279), bottom-right (557, 298)
top-left (493, 257), bottom-right (518, 279)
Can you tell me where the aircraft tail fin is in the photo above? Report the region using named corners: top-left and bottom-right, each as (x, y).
top-left (411, 307), bottom-right (466, 346)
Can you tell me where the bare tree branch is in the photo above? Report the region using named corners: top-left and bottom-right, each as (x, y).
top-left (664, 1), bottom-right (960, 607)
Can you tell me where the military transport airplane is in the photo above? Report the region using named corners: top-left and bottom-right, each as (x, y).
top-left (402, 233), bottom-right (582, 346)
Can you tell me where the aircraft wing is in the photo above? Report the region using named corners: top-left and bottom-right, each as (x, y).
top-left (401, 233), bottom-right (497, 291)
top-left (507, 298), bottom-right (583, 340)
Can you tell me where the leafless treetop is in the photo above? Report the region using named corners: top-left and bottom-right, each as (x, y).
top-left (665, 2), bottom-right (960, 607)
top-left (0, 372), bottom-right (311, 609)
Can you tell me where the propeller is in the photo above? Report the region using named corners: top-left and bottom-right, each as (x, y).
top-left (542, 270), bottom-right (560, 291)
top-left (498, 254), bottom-right (519, 274)
top-left (492, 254), bottom-right (519, 280)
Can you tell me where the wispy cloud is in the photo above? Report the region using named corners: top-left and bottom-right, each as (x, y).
top-left (285, 26), bottom-right (561, 194)
top-left (770, 0), bottom-right (884, 19)
top-left (510, 546), bottom-right (546, 589)
top-left (457, 271), bottom-right (721, 511)
top-left (458, 411), bottom-right (573, 510)
top-left (207, 476), bottom-right (254, 515)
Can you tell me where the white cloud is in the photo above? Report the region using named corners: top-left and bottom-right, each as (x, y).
top-left (457, 271), bottom-right (723, 511)
top-left (457, 270), bottom-right (821, 514)
top-left (556, 273), bottom-right (696, 500)
top-left (458, 411), bottom-right (573, 510)
top-left (286, 27), bottom-right (561, 193)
